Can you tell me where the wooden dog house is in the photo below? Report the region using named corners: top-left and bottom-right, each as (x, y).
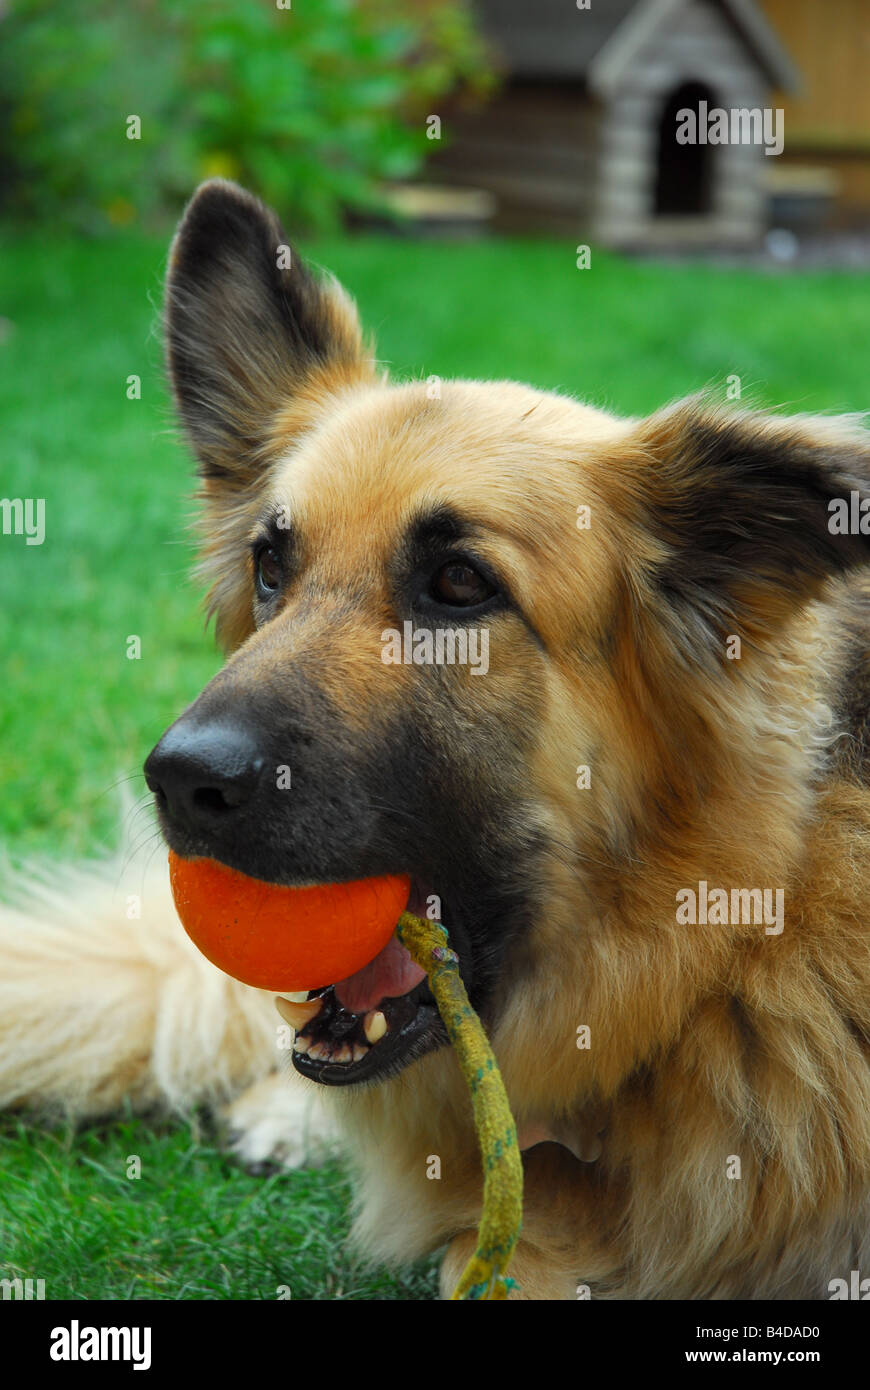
top-left (434, 0), bottom-right (800, 245)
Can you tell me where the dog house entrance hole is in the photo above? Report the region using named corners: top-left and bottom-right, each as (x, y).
top-left (654, 81), bottom-right (716, 216)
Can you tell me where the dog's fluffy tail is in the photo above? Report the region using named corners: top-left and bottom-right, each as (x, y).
top-left (0, 835), bottom-right (276, 1118)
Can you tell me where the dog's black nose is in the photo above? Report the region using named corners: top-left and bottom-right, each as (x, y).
top-left (144, 719), bottom-right (266, 825)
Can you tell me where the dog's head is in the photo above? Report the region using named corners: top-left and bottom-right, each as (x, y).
top-left (146, 180), bottom-right (870, 1091)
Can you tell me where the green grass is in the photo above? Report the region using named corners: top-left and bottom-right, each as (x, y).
top-left (1, 227), bottom-right (870, 1299)
top-left (0, 1113), bottom-right (438, 1300)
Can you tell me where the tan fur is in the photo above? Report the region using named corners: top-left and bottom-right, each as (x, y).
top-left (0, 835), bottom-right (276, 1115)
top-left (241, 383), bottom-right (866, 1298)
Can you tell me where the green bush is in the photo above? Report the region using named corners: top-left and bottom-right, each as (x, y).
top-left (0, 0), bottom-right (491, 232)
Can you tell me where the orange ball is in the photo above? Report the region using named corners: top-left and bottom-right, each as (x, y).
top-left (168, 851), bottom-right (410, 991)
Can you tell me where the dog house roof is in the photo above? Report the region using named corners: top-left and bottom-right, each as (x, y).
top-left (473, 0), bottom-right (800, 95)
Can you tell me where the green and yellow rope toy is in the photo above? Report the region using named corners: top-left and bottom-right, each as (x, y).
top-left (397, 912), bottom-right (523, 1300)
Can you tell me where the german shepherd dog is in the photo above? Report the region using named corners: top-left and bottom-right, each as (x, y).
top-left (3, 180), bottom-right (870, 1299)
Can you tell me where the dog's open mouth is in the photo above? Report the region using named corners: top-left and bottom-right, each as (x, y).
top-left (280, 880), bottom-right (449, 1087)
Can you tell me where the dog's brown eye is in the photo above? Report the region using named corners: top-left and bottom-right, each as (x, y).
top-left (430, 561), bottom-right (494, 607)
top-left (255, 545), bottom-right (282, 594)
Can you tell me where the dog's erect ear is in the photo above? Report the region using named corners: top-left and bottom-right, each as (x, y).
top-left (165, 180), bottom-right (371, 482)
top-left (625, 400), bottom-right (870, 655)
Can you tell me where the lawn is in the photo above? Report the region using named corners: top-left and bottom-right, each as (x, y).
top-left (2, 226), bottom-right (869, 1299)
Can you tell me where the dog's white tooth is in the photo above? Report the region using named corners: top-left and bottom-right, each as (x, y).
top-left (352, 1043), bottom-right (369, 1063)
top-left (279, 991), bottom-right (310, 1003)
top-left (307, 1041), bottom-right (327, 1060)
top-left (363, 1010), bottom-right (388, 1044)
top-left (334, 1044), bottom-right (353, 1064)
top-left (293, 1036), bottom-right (311, 1055)
top-left (275, 996), bottom-right (323, 1030)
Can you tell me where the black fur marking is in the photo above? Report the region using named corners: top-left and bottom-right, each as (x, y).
top-left (649, 413), bottom-right (870, 634)
top-left (165, 180), bottom-right (355, 481)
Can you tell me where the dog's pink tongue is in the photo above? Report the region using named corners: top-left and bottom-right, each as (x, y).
top-left (335, 933), bottom-right (425, 1013)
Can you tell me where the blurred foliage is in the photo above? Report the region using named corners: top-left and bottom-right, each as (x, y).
top-left (0, 0), bottom-right (492, 232)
